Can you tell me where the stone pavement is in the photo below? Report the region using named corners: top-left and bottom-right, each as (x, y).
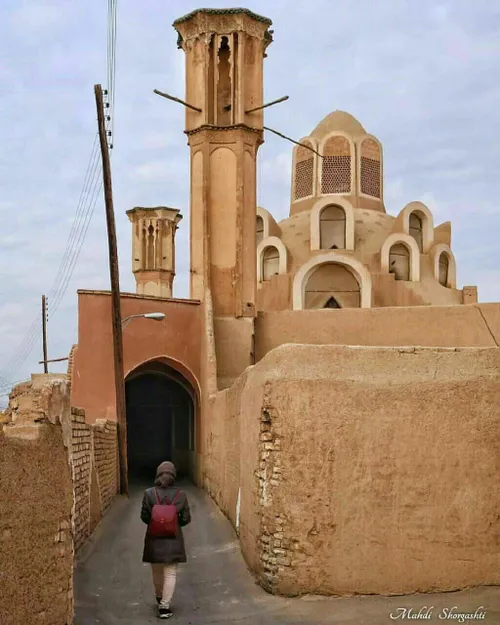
top-left (74, 482), bottom-right (500, 624)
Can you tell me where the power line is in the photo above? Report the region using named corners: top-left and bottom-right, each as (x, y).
top-left (0, 2), bottom-right (119, 394)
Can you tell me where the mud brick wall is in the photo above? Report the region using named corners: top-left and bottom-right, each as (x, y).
top-left (71, 407), bottom-right (92, 550)
top-left (93, 419), bottom-right (118, 514)
top-left (0, 377), bottom-right (74, 625)
top-left (246, 344), bottom-right (500, 596)
top-left (70, 408), bottom-right (118, 551)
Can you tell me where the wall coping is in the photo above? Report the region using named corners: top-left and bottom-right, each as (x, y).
top-left (77, 289), bottom-right (200, 305)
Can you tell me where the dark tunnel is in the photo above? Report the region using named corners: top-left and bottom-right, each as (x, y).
top-left (125, 361), bottom-right (195, 484)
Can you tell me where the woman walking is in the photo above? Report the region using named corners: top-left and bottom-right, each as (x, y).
top-left (140, 461), bottom-right (191, 619)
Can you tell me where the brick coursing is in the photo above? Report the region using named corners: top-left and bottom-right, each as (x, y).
top-left (70, 407), bottom-right (118, 551)
top-left (256, 408), bottom-right (292, 592)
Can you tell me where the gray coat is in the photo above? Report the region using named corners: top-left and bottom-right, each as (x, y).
top-left (140, 486), bottom-right (191, 564)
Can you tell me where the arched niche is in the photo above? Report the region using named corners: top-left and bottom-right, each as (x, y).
top-left (430, 244), bottom-right (457, 288)
top-left (389, 243), bottom-right (410, 281)
top-left (292, 137), bottom-right (317, 202)
top-left (318, 132), bottom-right (354, 195)
top-left (320, 206), bottom-right (345, 249)
top-left (358, 135), bottom-right (383, 199)
top-left (256, 215), bottom-right (264, 246)
top-left (257, 236), bottom-right (288, 283)
top-left (304, 263), bottom-right (360, 308)
top-left (293, 252), bottom-right (372, 309)
top-left (400, 202), bottom-right (434, 253)
top-left (310, 197), bottom-right (355, 251)
top-left (380, 233), bottom-right (420, 282)
top-left (256, 206), bottom-right (275, 242)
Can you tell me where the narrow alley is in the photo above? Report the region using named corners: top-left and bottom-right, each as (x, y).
top-left (74, 483), bottom-right (500, 625)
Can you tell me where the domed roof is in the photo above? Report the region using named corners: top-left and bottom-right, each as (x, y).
top-left (310, 110), bottom-right (366, 140)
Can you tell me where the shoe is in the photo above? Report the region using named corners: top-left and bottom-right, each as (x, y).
top-left (158, 606), bottom-right (173, 619)
top-left (156, 597), bottom-right (161, 605)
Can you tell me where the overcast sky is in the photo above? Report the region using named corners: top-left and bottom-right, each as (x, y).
top-left (1, 0), bottom-right (499, 404)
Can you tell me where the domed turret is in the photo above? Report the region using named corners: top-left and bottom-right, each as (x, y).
top-left (290, 110), bottom-right (384, 215)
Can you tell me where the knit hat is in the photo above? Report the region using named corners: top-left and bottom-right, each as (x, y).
top-left (155, 461), bottom-right (176, 481)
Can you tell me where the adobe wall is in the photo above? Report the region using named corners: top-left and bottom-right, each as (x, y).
top-left (255, 303), bottom-right (500, 361)
top-left (0, 377), bottom-right (74, 625)
top-left (71, 291), bottom-right (202, 422)
top-left (205, 343), bottom-right (500, 596)
top-left (0, 375), bottom-right (119, 624)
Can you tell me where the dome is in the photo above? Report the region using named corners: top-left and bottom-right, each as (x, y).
top-left (310, 110), bottom-right (366, 140)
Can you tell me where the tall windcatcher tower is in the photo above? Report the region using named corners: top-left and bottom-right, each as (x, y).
top-left (173, 8), bottom-right (273, 318)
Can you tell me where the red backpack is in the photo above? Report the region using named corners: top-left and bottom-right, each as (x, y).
top-left (148, 489), bottom-right (181, 538)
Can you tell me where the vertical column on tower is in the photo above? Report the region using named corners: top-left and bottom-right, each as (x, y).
top-left (174, 8), bottom-right (272, 318)
top-left (174, 9), bottom-right (273, 388)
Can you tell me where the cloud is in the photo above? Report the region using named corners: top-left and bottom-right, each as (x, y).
top-left (0, 0), bottom-right (499, 404)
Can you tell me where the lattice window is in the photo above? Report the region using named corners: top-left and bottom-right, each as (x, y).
top-left (294, 142), bottom-right (314, 200)
top-left (321, 136), bottom-right (351, 194)
top-left (360, 139), bottom-right (381, 198)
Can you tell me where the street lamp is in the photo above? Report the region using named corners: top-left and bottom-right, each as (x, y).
top-left (121, 312), bottom-right (166, 329)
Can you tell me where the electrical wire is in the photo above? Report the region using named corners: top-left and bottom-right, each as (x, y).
top-left (0, 1), bottom-right (118, 394)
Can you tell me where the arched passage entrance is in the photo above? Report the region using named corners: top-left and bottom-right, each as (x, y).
top-left (125, 360), bottom-right (198, 483)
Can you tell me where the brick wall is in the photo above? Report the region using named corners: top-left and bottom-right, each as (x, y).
top-left (71, 407), bottom-right (92, 550)
top-left (70, 407), bottom-right (118, 551)
top-left (93, 419), bottom-right (119, 514)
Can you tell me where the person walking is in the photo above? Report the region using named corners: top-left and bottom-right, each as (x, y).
top-left (140, 461), bottom-right (191, 619)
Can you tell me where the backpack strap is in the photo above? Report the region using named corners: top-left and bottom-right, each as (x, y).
top-left (153, 488), bottom-right (160, 504)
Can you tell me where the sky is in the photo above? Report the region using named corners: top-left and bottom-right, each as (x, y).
top-left (1, 0), bottom-right (499, 405)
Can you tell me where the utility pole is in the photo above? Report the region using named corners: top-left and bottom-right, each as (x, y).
top-left (94, 84), bottom-right (128, 497)
top-left (42, 295), bottom-right (48, 374)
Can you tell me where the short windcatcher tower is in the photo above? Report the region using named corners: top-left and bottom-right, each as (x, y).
top-left (126, 206), bottom-right (182, 298)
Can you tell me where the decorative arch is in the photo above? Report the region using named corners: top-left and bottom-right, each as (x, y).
top-left (124, 355), bottom-right (201, 405)
top-left (380, 233), bottom-right (420, 282)
top-left (256, 206), bottom-right (273, 241)
top-left (292, 252), bottom-right (372, 309)
top-left (358, 135), bottom-right (383, 199)
top-left (257, 236), bottom-right (288, 283)
top-left (292, 137), bottom-right (317, 202)
top-left (430, 244), bottom-right (457, 288)
top-left (318, 131), bottom-right (354, 195)
top-left (310, 196), bottom-right (355, 251)
top-left (399, 202), bottom-right (434, 253)
top-left (124, 356), bottom-right (200, 474)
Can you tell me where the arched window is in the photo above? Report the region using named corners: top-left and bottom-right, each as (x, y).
top-left (320, 205), bottom-right (346, 250)
top-left (321, 136), bottom-right (351, 194)
top-left (256, 215), bottom-right (264, 246)
top-left (360, 138), bottom-right (381, 198)
top-left (324, 296), bottom-right (341, 309)
top-left (438, 252), bottom-right (449, 287)
top-left (409, 212), bottom-right (423, 252)
top-left (389, 243), bottom-right (410, 281)
top-left (262, 246), bottom-right (280, 281)
top-left (294, 142), bottom-right (314, 200)
top-left (305, 263), bottom-right (360, 309)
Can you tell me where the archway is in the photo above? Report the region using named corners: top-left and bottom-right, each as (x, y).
top-left (389, 243), bottom-right (410, 281)
top-left (320, 205), bottom-right (346, 249)
top-left (125, 360), bottom-right (197, 483)
top-left (305, 263), bottom-right (360, 308)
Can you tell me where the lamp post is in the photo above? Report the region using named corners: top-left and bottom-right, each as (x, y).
top-left (121, 312), bottom-right (166, 330)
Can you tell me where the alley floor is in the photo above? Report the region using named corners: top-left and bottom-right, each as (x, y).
top-left (74, 482), bottom-right (500, 624)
